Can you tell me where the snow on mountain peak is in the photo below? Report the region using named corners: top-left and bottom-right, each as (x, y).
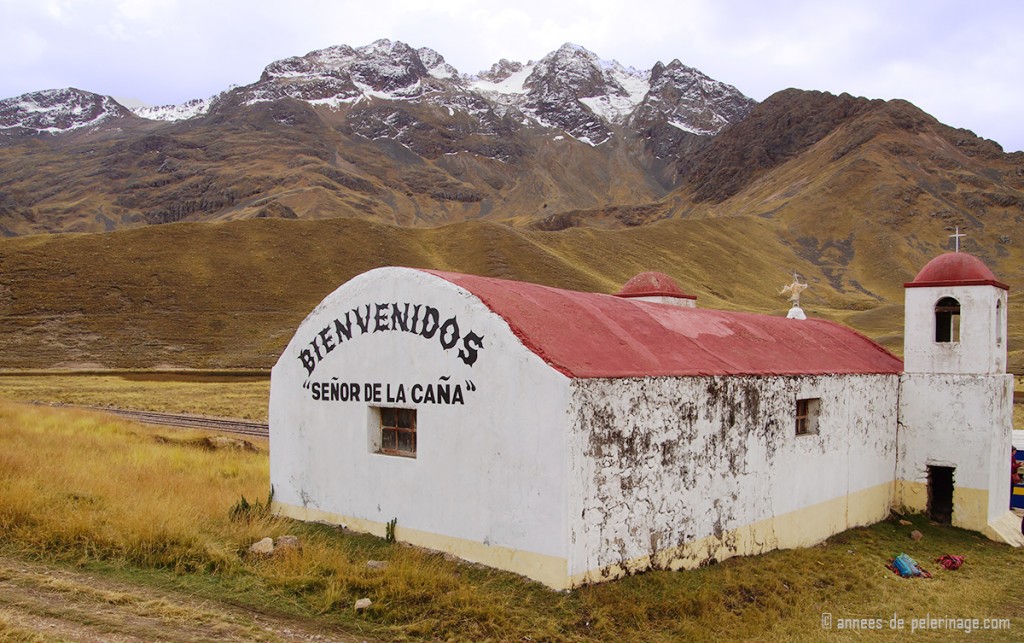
top-left (132, 97), bottom-right (212, 122)
top-left (0, 88), bottom-right (131, 137)
top-left (0, 42), bottom-right (754, 150)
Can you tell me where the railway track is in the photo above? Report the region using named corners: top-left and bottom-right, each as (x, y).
top-left (43, 404), bottom-right (269, 438)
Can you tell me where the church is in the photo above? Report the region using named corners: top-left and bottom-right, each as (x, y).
top-left (268, 252), bottom-right (1020, 590)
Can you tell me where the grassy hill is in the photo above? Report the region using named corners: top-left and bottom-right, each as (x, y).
top-left (0, 215), bottom-right (1020, 371)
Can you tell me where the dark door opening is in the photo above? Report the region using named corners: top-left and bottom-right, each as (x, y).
top-left (927, 465), bottom-right (955, 524)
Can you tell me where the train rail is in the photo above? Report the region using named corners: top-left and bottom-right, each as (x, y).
top-left (40, 404), bottom-right (269, 438)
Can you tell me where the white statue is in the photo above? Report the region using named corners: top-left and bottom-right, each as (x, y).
top-left (781, 273), bottom-right (808, 320)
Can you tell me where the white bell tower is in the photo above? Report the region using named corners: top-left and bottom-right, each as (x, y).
top-left (902, 252), bottom-right (1008, 374)
top-left (896, 251), bottom-right (1020, 545)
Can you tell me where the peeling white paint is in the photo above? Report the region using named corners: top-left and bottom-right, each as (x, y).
top-left (566, 375), bottom-right (899, 577)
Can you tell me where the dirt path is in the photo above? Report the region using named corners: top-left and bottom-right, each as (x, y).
top-left (0, 556), bottom-right (378, 642)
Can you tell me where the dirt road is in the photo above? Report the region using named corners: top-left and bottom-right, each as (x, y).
top-left (0, 556), bottom-right (377, 642)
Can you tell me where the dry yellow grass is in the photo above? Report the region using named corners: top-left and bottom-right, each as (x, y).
top-left (0, 373), bottom-right (269, 421)
top-left (0, 401), bottom-right (276, 571)
top-left (0, 400), bottom-right (1022, 641)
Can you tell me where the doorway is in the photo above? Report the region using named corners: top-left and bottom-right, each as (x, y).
top-left (927, 465), bottom-right (955, 524)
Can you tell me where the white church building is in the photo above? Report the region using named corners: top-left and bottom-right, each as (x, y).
top-left (269, 252), bottom-right (1021, 589)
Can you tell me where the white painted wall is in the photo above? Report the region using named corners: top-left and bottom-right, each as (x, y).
top-left (270, 268), bottom-right (571, 561)
top-left (566, 374), bottom-right (899, 577)
top-left (898, 373), bottom-right (1014, 525)
top-left (904, 285), bottom-right (1007, 374)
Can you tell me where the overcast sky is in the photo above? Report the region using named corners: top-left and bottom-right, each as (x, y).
top-left (2, 0), bottom-right (1021, 152)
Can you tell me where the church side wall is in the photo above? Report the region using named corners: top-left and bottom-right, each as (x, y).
top-left (565, 374), bottom-right (899, 585)
top-left (270, 268), bottom-right (573, 588)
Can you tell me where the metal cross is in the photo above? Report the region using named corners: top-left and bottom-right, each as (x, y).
top-left (949, 226), bottom-right (965, 252)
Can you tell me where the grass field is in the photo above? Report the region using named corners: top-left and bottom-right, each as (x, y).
top-left (0, 372), bottom-right (270, 421)
top-left (0, 216), bottom-right (1021, 372)
top-left (0, 400), bottom-right (1021, 641)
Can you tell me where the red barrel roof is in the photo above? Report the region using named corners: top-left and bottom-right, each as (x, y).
top-left (615, 271), bottom-right (696, 300)
top-left (424, 270), bottom-right (903, 378)
top-left (905, 252), bottom-right (1008, 290)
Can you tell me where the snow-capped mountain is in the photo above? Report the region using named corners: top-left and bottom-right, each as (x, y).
top-left (0, 40), bottom-right (761, 235)
top-left (0, 40), bottom-right (752, 150)
top-left (132, 97), bottom-right (212, 121)
top-left (0, 88), bottom-right (133, 138)
top-left (185, 39), bottom-right (751, 151)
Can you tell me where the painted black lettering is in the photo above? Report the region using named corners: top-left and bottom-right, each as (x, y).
top-left (311, 382), bottom-right (322, 400)
top-left (353, 304), bottom-right (371, 333)
top-left (364, 383), bottom-right (374, 401)
top-left (319, 327), bottom-right (336, 355)
top-left (412, 384), bottom-right (423, 404)
top-left (439, 317), bottom-right (460, 349)
top-left (350, 383), bottom-right (360, 401)
top-left (330, 382), bottom-right (342, 401)
top-left (420, 307), bottom-right (440, 339)
top-left (437, 383), bottom-right (450, 405)
top-left (409, 304), bottom-right (421, 335)
top-left (423, 384), bottom-right (436, 404)
top-left (372, 383), bottom-right (382, 403)
top-left (299, 349), bottom-right (316, 375)
top-left (391, 303), bottom-right (409, 331)
top-left (459, 331), bottom-right (484, 366)
top-left (309, 337), bottom-right (323, 361)
top-left (395, 383), bottom-right (406, 403)
top-left (452, 385), bottom-right (464, 405)
top-left (374, 303), bottom-right (390, 332)
top-left (334, 313), bottom-right (353, 343)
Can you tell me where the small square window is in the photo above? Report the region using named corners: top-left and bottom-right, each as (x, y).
top-left (795, 398), bottom-right (820, 436)
top-left (377, 407), bottom-right (416, 457)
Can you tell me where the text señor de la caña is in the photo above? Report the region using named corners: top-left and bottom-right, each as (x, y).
top-left (309, 380), bottom-right (471, 405)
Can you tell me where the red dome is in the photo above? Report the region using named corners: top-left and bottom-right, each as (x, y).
top-left (615, 271), bottom-right (696, 300)
top-left (905, 252), bottom-right (1008, 290)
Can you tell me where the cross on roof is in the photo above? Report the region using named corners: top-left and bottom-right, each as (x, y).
top-left (780, 272), bottom-right (809, 306)
top-left (949, 226), bottom-right (966, 252)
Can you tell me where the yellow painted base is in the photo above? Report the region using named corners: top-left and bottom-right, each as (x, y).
top-left (894, 480), bottom-right (987, 531)
top-left (276, 480), bottom-right (1018, 591)
top-left (272, 502), bottom-right (573, 590)
top-left (892, 480), bottom-right (1022, 546)
top-left (569, 482), bottom-right (893, 586)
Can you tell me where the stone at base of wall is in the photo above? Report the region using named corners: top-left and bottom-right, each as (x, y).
top-left (984, 511), bottom-right (1024, 546)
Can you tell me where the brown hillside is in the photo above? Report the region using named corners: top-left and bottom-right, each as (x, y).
top-left (0, 99), bottom-right (667, 236)
top-left (0, 216), bottom-right (1019, 372)
top-left (659, 90), bottom-right (1024, 310)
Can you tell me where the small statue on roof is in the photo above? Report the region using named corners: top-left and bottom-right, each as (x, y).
top-left (780, 273), bottom-right (809, 320)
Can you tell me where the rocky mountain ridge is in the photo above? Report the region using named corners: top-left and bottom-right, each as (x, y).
top-left (0, 39), bottom-right (1021, 249)
top-left (0, 88), bottom-right (134, 139)
top-left (0, 40), bottom-right (754, 151)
